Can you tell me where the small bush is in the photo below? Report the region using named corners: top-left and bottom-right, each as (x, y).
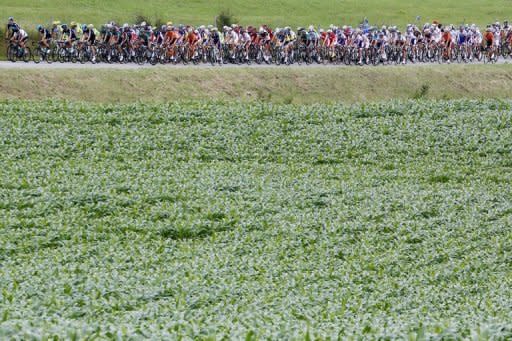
top-left (216, 10), bottom-right (237, 29)
top-left (256, 89), bottom-right (272, 102)
top-left (154, 18), bottom-right (166, 29)
top-left (412, 83), bottom-right (430, 99)
top-left (134, 14), bottom-right (152, 26)
top-left (283, 95), bottom-right (294, 105)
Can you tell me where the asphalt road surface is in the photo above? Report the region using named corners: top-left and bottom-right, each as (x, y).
top-left (0, 60), bottom-right (509, 69)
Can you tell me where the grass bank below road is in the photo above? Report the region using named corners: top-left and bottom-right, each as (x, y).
top-left (1, 64), bottom-right (512, 104)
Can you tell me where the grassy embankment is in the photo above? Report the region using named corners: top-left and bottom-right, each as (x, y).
top-left (1, 64), bottom-right (512, 104)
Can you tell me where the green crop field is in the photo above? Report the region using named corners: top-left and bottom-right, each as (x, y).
top-left (1, 99), bottom-right (511, 339)
top-left (2, 0), bottom-right (511, 29)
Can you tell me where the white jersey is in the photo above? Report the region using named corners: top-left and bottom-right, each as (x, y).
top-left (474, 30), bottom-right (482, 44)
top-left (225, 31), bottom-right (239, 44)
top-left (15, 29), bottom-right (28, 39)
top-left (493, 30), bottom-right (500, 46)
top-left (432, 27), bottom-right (442, 43)
top-left (240, 31), bottom-right (251, 43)
top-left (450, 29), bottom-right (457, 43)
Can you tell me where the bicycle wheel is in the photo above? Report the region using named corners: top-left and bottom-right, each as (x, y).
top-left (57, 48), bottom-right (66, 63)
top-left (79, 49), bottom-right (88, 64)
top-left (49, 47), bottom-right (58, 62)
top-left (33, 47), bottom-right (43, 63)
top-left (483, 50), bottom-right (490, 64)
top-left (7, 46), bottom-right (17, 62)
top-left (22, 47), bottom-right (32, 63)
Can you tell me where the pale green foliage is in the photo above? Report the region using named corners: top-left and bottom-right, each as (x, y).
top-left (0, 100), bottom-right (511, 339)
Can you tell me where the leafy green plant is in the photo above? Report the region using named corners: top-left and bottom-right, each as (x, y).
top-left (216, 10), bottom-right (237, 29)
top-left (0, 99), bottom-right (511, 339)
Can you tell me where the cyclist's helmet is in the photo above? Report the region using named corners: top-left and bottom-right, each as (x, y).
top-left (82, 24), bottom-right (88, 31)
top-left (61, 24), bottom-right (68, 30)
top-left (37, 25), bottom-right (43, 31)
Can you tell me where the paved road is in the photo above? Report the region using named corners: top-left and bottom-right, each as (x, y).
top-left (0, 60), bottom-right (509, 69)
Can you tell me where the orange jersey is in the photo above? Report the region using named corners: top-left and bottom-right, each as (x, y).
top-left (442, 31), bottom-right (451, 42)
top-left (165, 30), bottom-right (179, 42)
top-left (484, 32), bottom-right (494, 42)
top-left (186, 32), bottom-right (198, 44)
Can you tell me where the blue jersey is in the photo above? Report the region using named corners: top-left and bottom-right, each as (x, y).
top-left (457, 31), bottom-right (467, 44)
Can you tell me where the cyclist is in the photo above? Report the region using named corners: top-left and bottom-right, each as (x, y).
top-left (335, 26), bottom-right (347, 49)
top-left (37, 24), bottom-right (52, 49)
top-left (282, 27), bottom-right (296, 63)
top-left (6, 17), bottom-right (20, 39)
top-left (224, 26), bottom-right (238, 58)
top-left (140, 25), bottom-right (153, 47)
top-left (61, 24), bottom-right (77, 48)
top-left (297, 27), bottom-right (308, 46)
top-left (484, 27), bottom-right (496, 58)
top-left (395, 31), bottom-right (407, 64)
top-left (51, 21), bottom-right (61, 40)
top-left (456, 26), bottom-right (470, 61)
top-left (432, 24), bottom-right (442, 45)
top-left (408, 26), bottom-right (421, 61)
top-left (440, 27), bottom-right (452, 62)
top-left (506, 22), bottom-right (512, 51)
top-left (81, 24), bottom-right (97, 61)
top-left (493, 23), bottom-right (501, 51)
top-left (199, 25), bottom-right (210, 48)
top-left (375, 31), bottom-right (388, 60)
top-left (119, 23), bottom-right (131, 46)
top-left (210, 26), bottom-right (223, 62)
top-left (10, 25), bottom-right (28, 49)
top-left (109, 24), bottom-right (122, 50)
top-left (239, 27), bottom-right (251, 60)
top-left (307, 25), bottom-right (319, 52)
top-left (164, 25), bottom-right (181, 61)
top-left (70, 22), bottom-right (81, 38)
top-left (257, 27), bottom-right (272, 57)
top-left (185, 27), bottom-right (200, 60)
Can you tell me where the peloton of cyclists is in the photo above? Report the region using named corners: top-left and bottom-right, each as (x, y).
top-left (7, 16), bottom-right (512, 64)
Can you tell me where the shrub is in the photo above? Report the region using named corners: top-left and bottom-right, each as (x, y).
top-left (154, 18), bottom-right (166, 29)
top-left (134, 14), bottom-right (152, 26)
top-left (412, 83), bottom-right (430, 99)
top-left (216, 10), bottom-right (237, 29)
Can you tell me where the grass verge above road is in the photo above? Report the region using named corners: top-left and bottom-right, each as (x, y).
top-left (1, 64), bottom-right (512, 104)
top-left (2, 0), bottom-right (511, 30)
